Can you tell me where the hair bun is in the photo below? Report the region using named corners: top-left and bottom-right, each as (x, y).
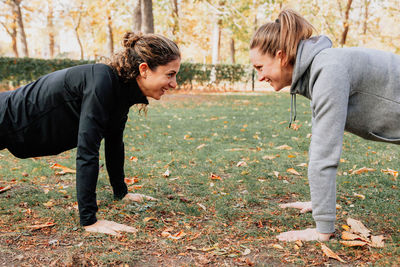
top-left (123, 32), bottom-right (143, 48)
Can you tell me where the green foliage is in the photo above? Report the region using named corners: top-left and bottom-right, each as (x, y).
top-left (0, 57), bottom-right (252, 90)
top-left (0, 57), bottom-right (94, 87)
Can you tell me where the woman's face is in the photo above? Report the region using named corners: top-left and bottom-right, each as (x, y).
top-left (136, 58), bottom-right (181, 100)
top-left (250, 48), bottom-right (293, 91)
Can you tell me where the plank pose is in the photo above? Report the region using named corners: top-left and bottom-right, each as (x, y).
top-left (0, 32), bottom-right (181, 235)
top-left (249, 9), bottom-right (400, 241)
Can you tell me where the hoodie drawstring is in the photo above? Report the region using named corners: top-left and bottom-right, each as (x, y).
top-left (289, 93), bottom-right (297, 128)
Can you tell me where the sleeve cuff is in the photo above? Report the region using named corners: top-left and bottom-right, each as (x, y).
top-left (316, 220), bottom-right (335, 233)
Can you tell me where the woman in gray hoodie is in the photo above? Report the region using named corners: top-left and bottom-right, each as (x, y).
top-left (250, 9), bottom-right (400, 241)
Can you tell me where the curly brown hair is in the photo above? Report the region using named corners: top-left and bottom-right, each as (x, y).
top-left (107, 32), bottom-right (180, 83)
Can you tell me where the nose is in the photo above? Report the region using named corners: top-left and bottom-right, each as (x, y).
top-left (169, 77), bottom-right (177, 89)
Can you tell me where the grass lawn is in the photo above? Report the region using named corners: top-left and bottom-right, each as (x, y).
top-left (0, 92), bottom-right (399, 266)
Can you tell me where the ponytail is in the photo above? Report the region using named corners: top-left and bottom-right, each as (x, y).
top-left (250, 9), bottom-right (314, 65)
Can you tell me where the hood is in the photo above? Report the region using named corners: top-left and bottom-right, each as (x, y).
top-left (287, 35), bottom-right (332, 128)
top-left (290, 35), bottom-right (332, 96)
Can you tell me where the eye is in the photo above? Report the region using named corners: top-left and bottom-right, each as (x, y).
top-left (167, 73), bottom-right (175, 78)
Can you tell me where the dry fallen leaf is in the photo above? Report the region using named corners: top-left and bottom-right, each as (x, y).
top-left (196, 144), bottom-right (206, 150)
top-left (163, 169), bottom-right (170, 177)
top-left (27, 222), bottom-right (56, 230)
top-left (0, 185), bottom-right (12, 194)
top-left (143, 217), bottom-right (157, 222)
top-left (43, 200), bottom-right (55, 207)
top-left (236, 161), bottom-right (247, 167)
top-left (287, 168), bottom-right (300, 175)
top-left (353, 193), bottom-right (366, 200)
top-left (129, 156), bottom-right (138, 162)
top-left (124, 177), bottom-right (139, 185)
top-left (339, 240), bottom-right (368, 247)
top-left (50, 163), bottom-right (76, 175)
top-left (370, 235), bottom-right (385, 248)
top-left (341, 231), bottom-right (369, 242)
top-left (197, 203), bottom-right (207, 211)
top-left (275, 145), bottom-right (292, 150)
top-left (263, 155), bottom-right (279, 160)
top-left (351, 167), bottom-right (376, 175)
top-left (347, 218), bottom-right (371, 239)
top-left (272, 244), bottom-right (284, 250)
top-left (273, 171), bottom-right (279, 178)
top-left (381, 168), bottom-right (398, 179)
top-left (210, 174), bottom-right (222, 180)
top-left (320, 243), bottom-right (346, 263)
top-left (297, 163), bottom-right (307, 167)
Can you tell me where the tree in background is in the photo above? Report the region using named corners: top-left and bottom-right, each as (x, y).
top-left (0, 2), bottom-right (19, 57)
top-left (132, 0), bottom-right (154, 34)
top-left (2, 0), bottom-right (29, 57)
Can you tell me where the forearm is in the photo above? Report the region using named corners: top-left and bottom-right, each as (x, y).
top-left (76, 152), bottom-right (99, 226)
top-left (105, 135), bottom-right (127, 200)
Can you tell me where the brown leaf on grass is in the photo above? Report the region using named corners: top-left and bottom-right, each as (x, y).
top-left (196, 144), bottom-right (206, 150)
top-left (320, 243), bottom-right (346, 263)
top-left (162, 230), bottom-right (186, 240)
top-left (262, 155), bottom-right (279, 160)
top-left (341, 231), bottom-right (369, 242)
top-left (0, 185), bottom-right (12, 194)
top-left (236, 161), bottom-right (247, 167)
top-left (143, 217), bottom-right (157, 222)
top-left (287, 168), bottom-right (300, 175)
top-left (163, 169), bottom-right (170, 177)
top-left (351, 167), bottom-right (376, 175)
top-left (50, 163), bottom-right (76, 175)
top-left (340, 240), bottom-right (368, 247)
top-left (132, 185), bottom-right (143, 190)
top-left (124, 177), bottom-right (139, 185)
top-left (381, 168), bottom-right (398, 180)
top-left (129, 156), bottom-right (138, 162)
top-left (353, 193), bottom-right (366, 200)
top-left (275, 145), bottom-right (292, 150)
top-left (347, 218), bottom-right (371, 238)
top-left (290, 123), bottom-right (302, 131)
top-left (27, 222), bottom-right (56, 230)
top-left (370, 235), bottom-right (385, 248)
top-left (210, 174), bottom-right (222, 180)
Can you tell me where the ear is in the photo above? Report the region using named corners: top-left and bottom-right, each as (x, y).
top-left (138, 62), bottom-right (149, 78)
top-left (275, 50), bottom-right (289, 67)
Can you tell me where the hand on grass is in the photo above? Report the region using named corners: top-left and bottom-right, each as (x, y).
top-left (84, 220), bottom-right (137, 236)
top-left (123, 193), bottom-right (158, 203)
top-left (277, 228), bottom-right (333, 242)
top-left (279, 201), bottom-right (312, 213)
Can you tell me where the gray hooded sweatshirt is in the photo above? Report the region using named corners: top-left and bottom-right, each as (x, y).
top-left (290, 35), bottom-right (400, 233)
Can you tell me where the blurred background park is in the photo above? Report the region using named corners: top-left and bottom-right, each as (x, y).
top-left (0, 0), bottom-right (399, 90)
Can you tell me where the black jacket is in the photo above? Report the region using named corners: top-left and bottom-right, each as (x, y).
top-left (0, 64), bottom-right (148, 226)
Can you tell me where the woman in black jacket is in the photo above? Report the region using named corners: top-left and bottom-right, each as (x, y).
top-left (0, 32), bottom-right (181, 235)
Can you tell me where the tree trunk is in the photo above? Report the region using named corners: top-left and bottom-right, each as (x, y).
top-left (133, 0), bottom-right (141, 32)
top-left (47, 1), bottom-right (55, 58)
top-left (11, 0), bottom-right (28, 57)
top-left (141, 0), bottom-right (154, 33)
top-left (0, 19), bottom-right (19, 57)
top-left (230, 37), bottom-right (235, 64)
top-left (170, 0), bottom-right (179, 37)
top-left (211, 17), bottom-right (221, 65)
top-left (74, 12), bottom-right (84, 59)
top-left (107, 10), bottom-right (114, 56)
top-left (363, 0), bottom-right (369, 35)
top-left (340, 0), bottom-right (353, 46)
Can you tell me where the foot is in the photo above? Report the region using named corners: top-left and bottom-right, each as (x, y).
top-left (279, 201), bottom-right (312, 213)
top-left (123, 193), bottom-right (158, 202)
top-left (84, 220), bottom-right (138, 236)
top-left (277, 228), bottom-right (333, 241)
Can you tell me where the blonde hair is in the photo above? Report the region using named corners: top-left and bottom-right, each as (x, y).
top-left (107, 32), bottom-right (181, 83)
top-left (250, 9), bottom-right (315, 65)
